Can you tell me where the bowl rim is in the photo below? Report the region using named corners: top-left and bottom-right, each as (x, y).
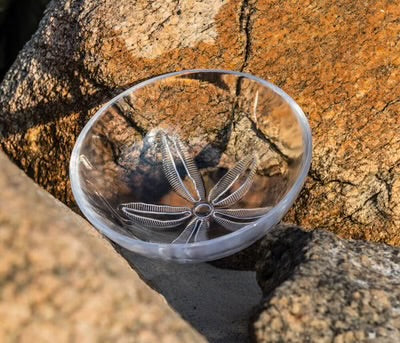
top-left (69, 69), bottom-right (312, 262)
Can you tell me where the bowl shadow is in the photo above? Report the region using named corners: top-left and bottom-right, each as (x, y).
top-left (119, 249), bottom-right (262, 343)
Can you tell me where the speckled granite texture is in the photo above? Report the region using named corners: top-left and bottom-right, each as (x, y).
top-left (252, 225), bottom-right (400, 343)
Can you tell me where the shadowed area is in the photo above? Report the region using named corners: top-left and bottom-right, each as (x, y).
top-left (121, 250), bottom-right (263, 343)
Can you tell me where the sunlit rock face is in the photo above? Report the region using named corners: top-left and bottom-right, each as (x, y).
top-left (0, 0), bottom-right (399, 247)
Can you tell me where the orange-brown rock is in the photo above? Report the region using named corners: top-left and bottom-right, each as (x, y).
top-left (0, 0), bottom-right (399, 246)
top-left (244, 0), bottom-right (400, 246)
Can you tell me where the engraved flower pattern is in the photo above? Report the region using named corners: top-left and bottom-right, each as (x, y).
top-left (119, 132), bottom-right (271, 244)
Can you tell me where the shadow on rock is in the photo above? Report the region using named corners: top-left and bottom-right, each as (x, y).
top-left (255, 225), bottom-right (312, 294)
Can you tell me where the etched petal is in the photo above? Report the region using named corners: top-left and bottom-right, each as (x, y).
top-left (121, 202), bottom-right (191, 215)
top-left (214, 207), bottom-right (271, 220)
top-left (208, 155), bottom-right (258, 207)
top-left (119, 202), bottom-right (192, 229)
top-left (174, 136), bottom-right (206, 201)
top-left (172, 218), bottom-right (209, 244)
top-left (161, 132), bottom-right (205, 203)
top-left (193, 220), bottom-right (210, 242)
top-left (212, 212), bottom-right (255, 231)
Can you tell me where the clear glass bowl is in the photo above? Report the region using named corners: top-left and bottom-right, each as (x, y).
top-left (69, 70), bottom-right (312, 263)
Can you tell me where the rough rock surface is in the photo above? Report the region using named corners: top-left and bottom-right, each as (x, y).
top-left (0, 0), bottom-right (399, 245)
top-left (252, 225), bottom-right (400, 342)
top-left (0, 152), bottom-right (205, 343)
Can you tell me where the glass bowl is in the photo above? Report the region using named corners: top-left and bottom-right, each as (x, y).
top-left (69, 70), bottom-right (312, 263)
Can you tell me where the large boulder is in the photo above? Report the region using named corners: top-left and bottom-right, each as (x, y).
top-left (0, 0), bottom-right (399, 245)
top-left (252, 225), bottom-right (400, 342)
top-left (0, 151), bottom-right (205, 342)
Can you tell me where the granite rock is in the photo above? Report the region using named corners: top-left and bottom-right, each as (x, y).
top-left (252, 225), bottom-right (400, 342)
top-left (0, 0), bottom-right (399, 246)
top-left (0, 152), bottom-right (205, 343)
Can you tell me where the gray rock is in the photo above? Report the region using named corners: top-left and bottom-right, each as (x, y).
top-left (252, 225), bottom-right (400, 343)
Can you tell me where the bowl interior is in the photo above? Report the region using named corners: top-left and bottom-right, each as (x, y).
top-left (70, 70), bottom-right (311, 261)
